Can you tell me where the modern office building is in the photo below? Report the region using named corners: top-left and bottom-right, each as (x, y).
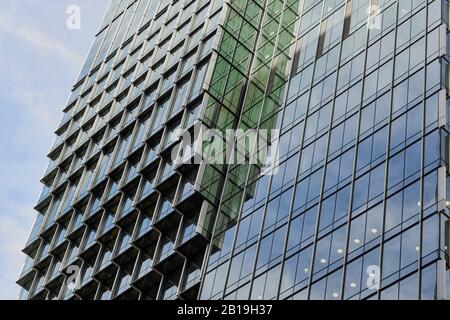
top-left (17, 0), bottom-right (450, 300)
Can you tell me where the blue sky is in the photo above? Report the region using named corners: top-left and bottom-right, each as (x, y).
top-left (0, 0), bottom-right (110, 299)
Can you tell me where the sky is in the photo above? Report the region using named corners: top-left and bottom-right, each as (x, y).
top-left (0, 0), bottom-right (110, 299)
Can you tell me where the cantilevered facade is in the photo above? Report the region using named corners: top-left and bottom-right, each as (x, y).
top-left (18, 0), bottom-right (450, 300)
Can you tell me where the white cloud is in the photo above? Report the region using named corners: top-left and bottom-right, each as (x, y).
top-left (0, 13), bottom-right (83, 66)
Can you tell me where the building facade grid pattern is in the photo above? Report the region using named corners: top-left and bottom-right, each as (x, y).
top-left (17, 0), bottom-right (450, 301)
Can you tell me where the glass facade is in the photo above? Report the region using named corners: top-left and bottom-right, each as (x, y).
top-left (18, 0), bottom-right (450, 300)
